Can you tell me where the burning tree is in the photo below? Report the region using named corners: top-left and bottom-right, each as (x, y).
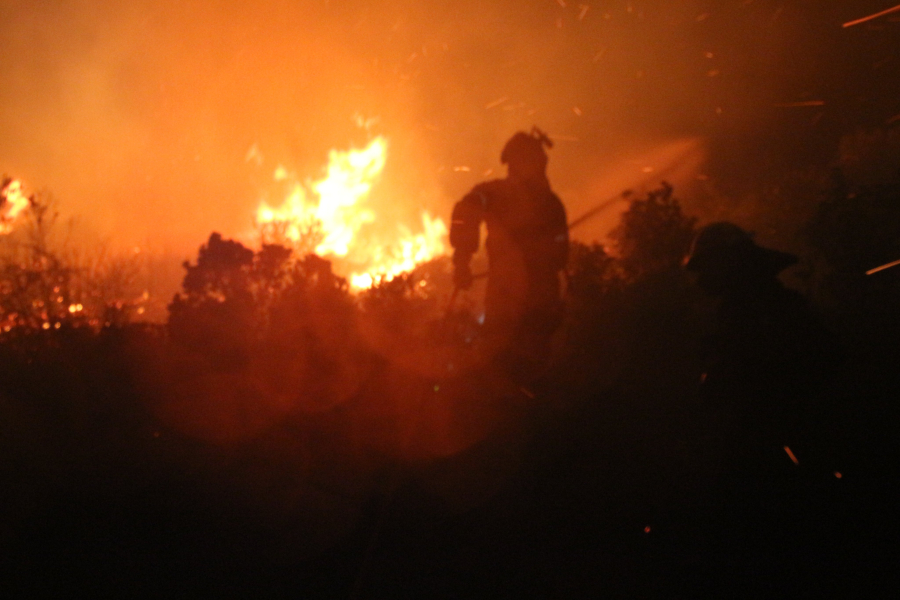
top-left (0, 180), bottom-right (148, 334)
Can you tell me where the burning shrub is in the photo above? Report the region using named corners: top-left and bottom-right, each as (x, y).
top-left (0, 188), bottom-right (94, 333)
top-left (0, 181), bottom-right (148, 335)
top-left (354, 256), bottom-right (487, 380)
top-left (1, 177), bottom-right (31, 234)
top-left (359, 257), bottom-right (454, 328)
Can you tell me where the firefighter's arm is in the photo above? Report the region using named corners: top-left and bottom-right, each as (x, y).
top-left (449, 188), bottom-right (487, 289)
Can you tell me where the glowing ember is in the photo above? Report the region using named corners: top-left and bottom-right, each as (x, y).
top-left (1, 179), bottom-right (31, 234)
top-left (255, 136), bottom-right (448, 289)
top-left (783, 445), bottom-right (800, 466)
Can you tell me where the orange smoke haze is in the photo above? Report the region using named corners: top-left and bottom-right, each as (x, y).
top-left (0, 1), bottom-right (893, 266)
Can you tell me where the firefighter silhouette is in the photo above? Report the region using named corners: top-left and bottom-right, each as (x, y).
top-left (450, 128), bottom-right (569, 379)
top-left (684, 222), bottom-right (847, 598)
top-left (685, 222), bottom-right (841, 470)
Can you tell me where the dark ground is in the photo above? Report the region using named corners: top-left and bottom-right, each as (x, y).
top-left (1, 311), bottom-right (896, 599)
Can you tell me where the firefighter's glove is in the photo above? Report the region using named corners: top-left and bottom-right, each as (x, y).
top-left (454, 263), bottom-right (474, 290)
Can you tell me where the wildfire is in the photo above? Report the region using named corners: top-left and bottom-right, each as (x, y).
top-left (1, 179), bottom-right (31, 234)
top-left (255, 136), bottom-right (448, 289)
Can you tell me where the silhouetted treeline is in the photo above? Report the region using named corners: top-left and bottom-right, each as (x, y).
top-left (1, 166), bottom-right (898, 596)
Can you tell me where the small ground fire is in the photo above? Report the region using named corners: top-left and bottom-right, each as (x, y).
top-left (0, 179), bottom-right (30, 235)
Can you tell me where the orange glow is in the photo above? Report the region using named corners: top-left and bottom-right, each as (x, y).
top-left (255, 136), bottom-right (448, 289)
top-left (0, 179), bottom-right (30, 234)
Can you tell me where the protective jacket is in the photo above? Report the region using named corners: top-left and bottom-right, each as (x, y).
top-left (450, 176), bottom-right (568, 328)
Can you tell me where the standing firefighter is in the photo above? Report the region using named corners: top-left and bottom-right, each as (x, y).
top-left (450, 128), bottom-right (569, 379)
top-left (685, 222), bottom-right (842, 471)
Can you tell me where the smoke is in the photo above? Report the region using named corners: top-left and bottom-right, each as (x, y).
top-left (1, 0), bottom-right (897, 261)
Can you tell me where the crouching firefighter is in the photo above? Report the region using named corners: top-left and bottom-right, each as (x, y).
top-left (449, 127), bottom-right (569, 382)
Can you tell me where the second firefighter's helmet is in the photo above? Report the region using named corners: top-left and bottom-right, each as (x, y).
top-left (685, 221), bottom-right (797, 276)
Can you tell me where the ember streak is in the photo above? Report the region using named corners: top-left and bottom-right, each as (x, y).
top-left (1, 1), bottom-right (898, 260)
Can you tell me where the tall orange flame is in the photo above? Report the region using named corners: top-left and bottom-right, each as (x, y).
top-left (256, 137), bottom-right (448, 289)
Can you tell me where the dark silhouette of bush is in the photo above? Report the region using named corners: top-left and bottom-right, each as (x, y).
top-left (805, 168), bottom-right (900, 368)
top-left (565, 241), bottom-right (623, 305)
top-left (166, 232), bottom-right (368, 418)
top-left (808, 174), bottom-right (900, 278)
top-left (608, 182), bottom-right (697, 281)
top-left (803, 129), bottom-right (900, 318)
top-left (167, 233), bottom-right (257, 369)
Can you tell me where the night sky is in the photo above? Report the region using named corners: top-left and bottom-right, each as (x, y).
top-left (1, 1), bottom-right (898, 255)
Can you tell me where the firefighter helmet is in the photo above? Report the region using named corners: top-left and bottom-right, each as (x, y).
top-left (685, 221), bottom-right (796, 275)
top-left (501, 127), bottom-right (553, 167)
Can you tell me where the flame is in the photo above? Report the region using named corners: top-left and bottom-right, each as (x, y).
top-left (1, 179), bottom-right (31, 234)
top-left (256, 136), bottom-right (448, 288)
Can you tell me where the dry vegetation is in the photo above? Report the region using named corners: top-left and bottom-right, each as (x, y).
top-left (2, 132), bottom-right (899, 594)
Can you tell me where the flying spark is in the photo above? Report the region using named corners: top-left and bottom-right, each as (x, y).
top-left (843, 4), bottom-right (900, 28)
top-left (783, 446), bottom-right (799, 465)
top-left (774, 101), bottom-right (826, 107)
top-left (866, 258), bottom-right (900, 275)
